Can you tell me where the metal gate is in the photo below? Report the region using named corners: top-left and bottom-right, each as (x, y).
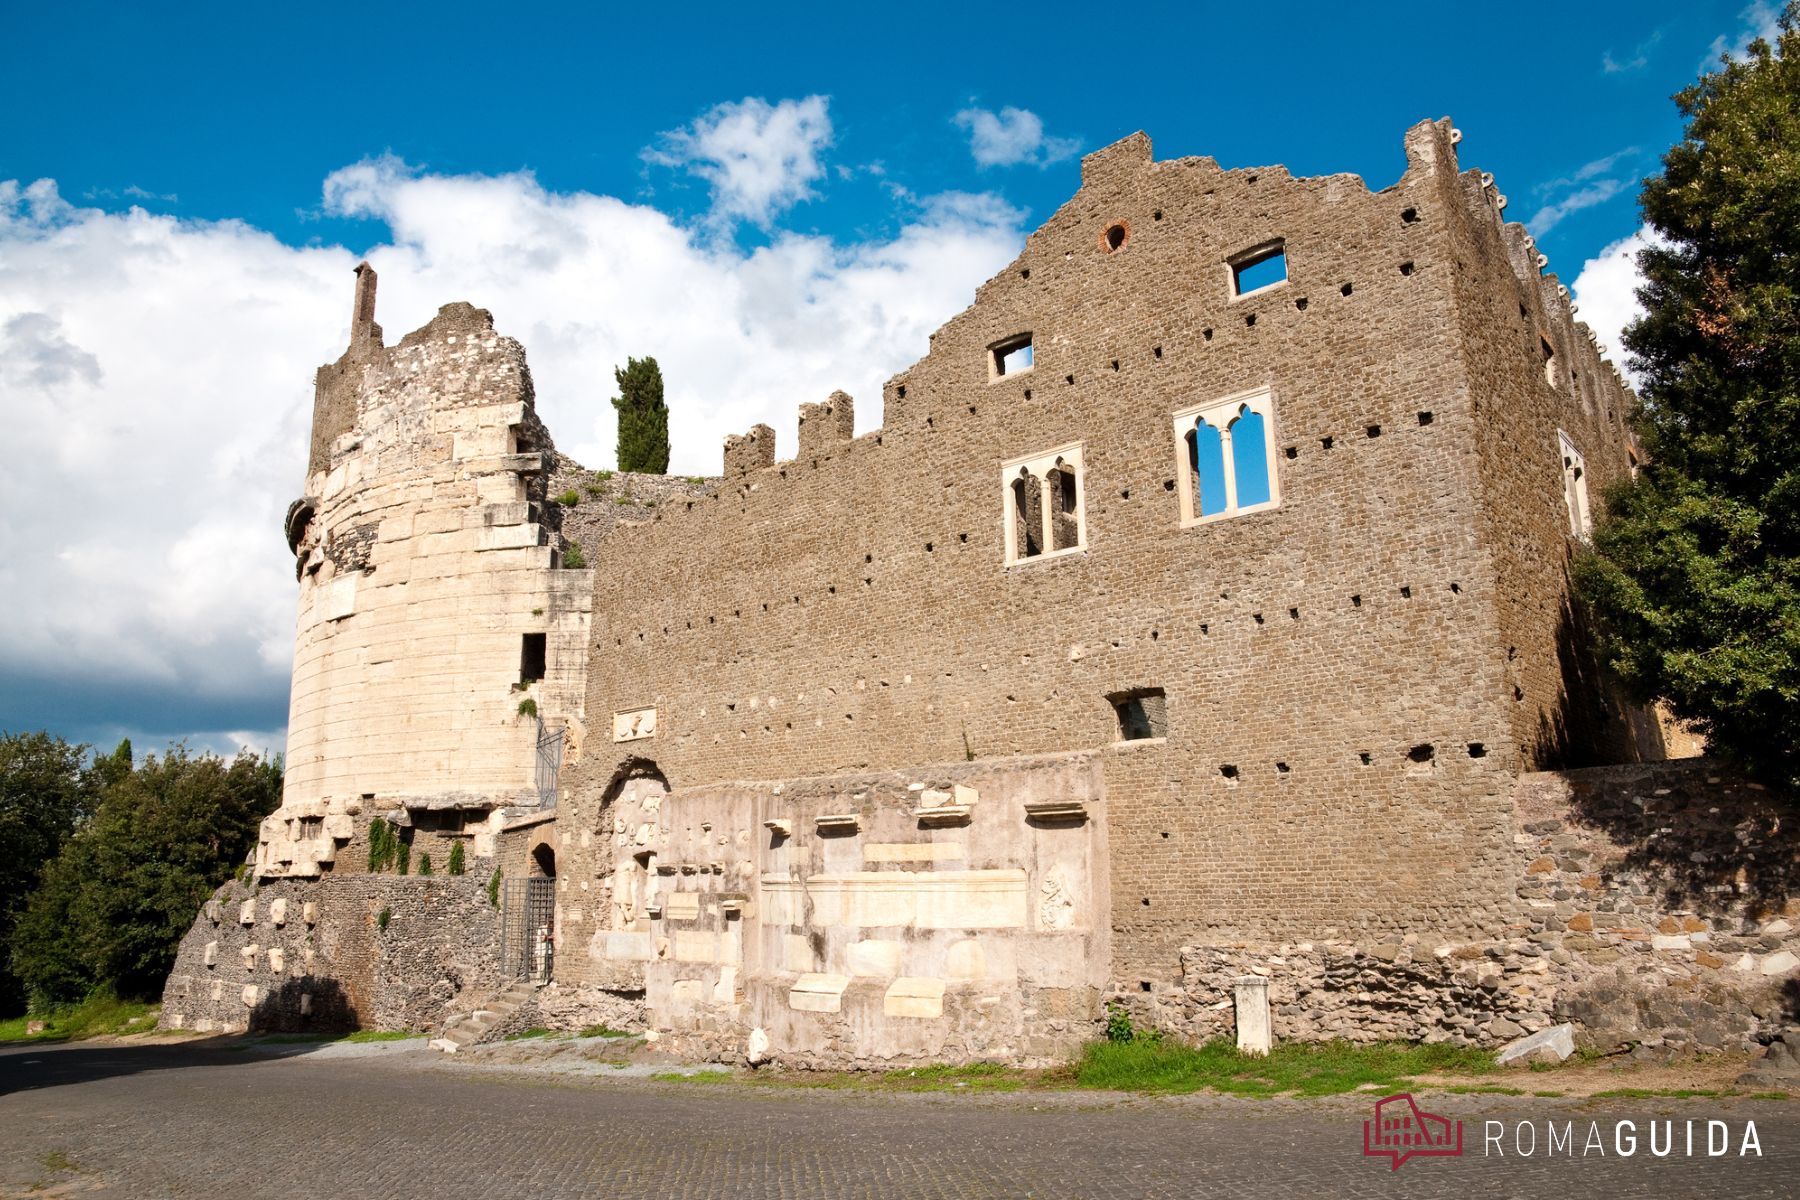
top-left (534, 719), bottom-right (563, 809)
top-left (498, 876), bottom-right (556, 982)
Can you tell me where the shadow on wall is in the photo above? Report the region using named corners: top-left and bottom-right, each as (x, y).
top-left (249, 976), bottom-right (359, 1037)
top-left (1556, 766), bottom-right (1800, 918)
top-left (1530, 593), bottom-right (1667, 770)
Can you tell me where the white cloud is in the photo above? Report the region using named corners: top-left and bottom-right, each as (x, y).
top-left (1705, 1), bottom-right (1784, 69)
top-left (953, 106), bottom-right (1081, 169)
top-left (645, 95), bottom-right (833, 228)
top-left (0, 152), bottom-right (1027, 754)
top-left (1602, 30), bottom-right (1661, 74)
top-left (1570, 225), bottom-right (1670, 387)
top-left (1528, 177), bottom-right (1629, 236)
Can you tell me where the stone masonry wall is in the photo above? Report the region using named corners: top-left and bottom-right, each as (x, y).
top-left (1156, 761), bottom-right (1798, 1051)
top-left (159, 874), bottom-right (506, 1035)
top-left (562, 119), bottom-right (1650, 1010)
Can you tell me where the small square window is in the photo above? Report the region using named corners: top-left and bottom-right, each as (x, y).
top-left (990, 333), bottom-right (1034, 380)
top-left (520, 632), bottom-right (547, 684)
top-left (1231, 242), bottom-right (1287, 297)
top-left (1110, 688), bottom-right (1167, 741)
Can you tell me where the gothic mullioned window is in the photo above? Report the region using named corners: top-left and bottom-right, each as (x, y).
top-left (1172, 387), bottom-right (1280, 526)
top-left (1003, 443), bottom-right (1085, 564)
top-left (1558, 430), bottom-right (1591, 539)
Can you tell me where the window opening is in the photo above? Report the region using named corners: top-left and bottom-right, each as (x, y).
top-left (1171, 387), bottom-right (1281, 525)
top-left (1003, 443), bottom-right (1085, 564)
top-left (1559, 430), bottom-right (1591, 538)
top-left (990, 333), bottom-right (1034, 380)
top-left (520, 632), bottom-right (547, 684)
top-left (1231, 242), bottom-right (1288, 297)
top-left (1110, 688), bottom-right (1167, 741)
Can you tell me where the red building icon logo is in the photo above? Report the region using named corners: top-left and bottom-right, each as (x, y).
top-left (1363, 1093), bottom-right (1463, 1170)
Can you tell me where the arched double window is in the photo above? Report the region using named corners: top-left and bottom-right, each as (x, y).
top-left (1171, 387), bottom-right (1280, 525)
top-left (1003, 443), bottom-right (1086, 564)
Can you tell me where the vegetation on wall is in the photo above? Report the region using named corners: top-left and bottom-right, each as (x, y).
top-left (611, 356), bottom-right (670, 474)
top-left (1577, 9), bottom-right (1800, 796)
top-left (447, 841), bottom-right (466, 875)
top-left (7, 740), bottom-right (280, 1011)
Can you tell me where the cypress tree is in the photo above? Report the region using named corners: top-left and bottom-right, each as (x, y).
top-left (611, 356), bottom-right (670, 474)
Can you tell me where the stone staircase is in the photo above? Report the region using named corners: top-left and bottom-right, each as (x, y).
top-left (429, 978), bottom-right (537, 1053)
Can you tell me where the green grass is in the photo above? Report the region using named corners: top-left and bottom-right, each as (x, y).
top-left (39, 1151), bottom-right (78, 1173)
top-left (505, 1027), bottom-right (554, 1040)
top-left (0, 990), bottom-right (160, 1044)
top-left (1073, 1037), bottom-right (1497, 1098)
top-left (578, 1024), bottom-right (633, 1039)
top-left (341, 1029), bottom-right (424, 1043)
top-left (1591, 1087), bottom-right (1725, 1099)
top-left (652, 1069), bottom-right (733, 1083)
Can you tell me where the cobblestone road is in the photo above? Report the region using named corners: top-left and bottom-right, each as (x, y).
top-left (1, 1039), bottom-right (1794, 1199)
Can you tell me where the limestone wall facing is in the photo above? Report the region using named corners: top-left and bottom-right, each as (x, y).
top-left (1147, 761), bottom-right (1799, 1052)
top-left (559, 751), bottom-right (1110, 1067)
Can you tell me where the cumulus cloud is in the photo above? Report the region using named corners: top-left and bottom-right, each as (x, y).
top-left (645, 95), bottom-right (833, 228)
top-left (954, 106), bottom-right (1081, 169)
top-left (1570, 225), bottom-right (1670, 387)
top-left (0, 149), bottom-right (1027, 756)
top-left (1705, 1), bottom-right (1785, 69)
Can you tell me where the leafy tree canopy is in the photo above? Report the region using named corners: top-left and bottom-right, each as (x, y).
top-left (1576, 9), bottom-right (1800, 794)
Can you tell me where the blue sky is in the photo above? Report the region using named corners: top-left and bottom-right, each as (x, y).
top-left (0, 0), bottom-right (1781, 759)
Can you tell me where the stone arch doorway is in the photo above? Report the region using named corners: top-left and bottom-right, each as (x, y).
top-left (598, 757), bottom-right (670, 932)
top-left (530, 841), bottom-right (557, 878)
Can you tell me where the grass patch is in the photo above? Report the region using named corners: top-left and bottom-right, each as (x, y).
top-left (0, 990), bottom-right (160, 1043)
top-left (39, 1151), bottom-right (78, 1173)
top-left (878, 1061), bottom-right (1028, 1092)
top-left (341, 1030), bottom-right (424, 1043)
top-left (1074, 1037), bottom-right (1497, 1098)
top-left (1591, 1087), bottom-right (1726, 1099)
top-left (653, 1069), bottom-right (733, 1083)
top-left (579, 1024), bottom-right (633, 1039)
top-left (505, 1027), bottom-right (554, 1041)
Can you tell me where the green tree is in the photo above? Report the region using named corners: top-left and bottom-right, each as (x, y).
top-left (0, 733), bottom-right (95, 1012)
top-left (611, 356), bottom-right (670, 473)
top-left (1576, 9), bottom-right (1800, 794)
top-left (10, 744), bottom-right (281, 1008)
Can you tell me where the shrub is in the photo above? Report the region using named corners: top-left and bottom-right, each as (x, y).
top-left (517, 698), bottom-right (538, 719)
top-left (487, 868), bottom-right (501, 907)
top-left (395, 846), bottom-right (410, 876)
top-left (1104, 1001), bottom-right (1139, 1044)
top-left (555, 489), bottom-right (580, 507)
top-left (447, 842), bottom-right (465, 876)
top-left (560, 544), bottom-right (586, 570)
top-left (376, 907), bottom-right (391, 932)
top-left (685, 476), bottom-right (706, 486)
top-left (417, 854), bottom-right (433, 877)
top-left (367, 818), bottom-right (391, 872)
top-left (594, 470), bottom-right (614, 483)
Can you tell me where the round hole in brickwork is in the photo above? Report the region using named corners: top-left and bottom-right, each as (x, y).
top-left (1252, 613), bottom-right (1264, 624)
top-left (865, 554), bottom-right (873, 563)
top-left (1160, 831), bottom-right (1169, 839)
top-left (1284, 446), bottom-right (1298, 460)
top-left (969, 405), bottom-right (977, 415)
top-left (1418, 410), bottom-right (1434, 426)
top-left (1141, 897), bottom-right (1151, 907)
top-left (1153, 346), bottom-right (1163, 358)
top-left (1449, 582), bottom-right (1462, 594)
top-left (1351, 594), bottom-right (1362, 607)
top-left (1150, 629), bottom-right (1159, 640)
top-left (1402, 207), bottom-right (1419, 223)
top-left (1203, 328), bottom-right (1213, 340)
top-left (1295, 297), bottom-right (1308, 311)
top-left (1321, 436), bottom-right (1334, 450)
top-left (1065, 374), bottom-right (1075, 385)
top-left (896, 385), bottom-right (906, 400)
top-left (1111, 359), bottom-right (1120, 371)
top-left (1276, 762), bottom-right (1290, 773)
top-left (1400, 261), bottom-right (1415, 276)
top-left (1021, 268), bottom-right (1031, 280)
top-left (1399, 585), bottom-right (1412, 599)
top-left (1100, 221), bottom-right (1130, 253)
top-left (1358, 751), bottom-right (1372, 766)
top-left (1023, 388), bottom-right (1033, 400)
top-left (1163, 479), bottom-right (1175, 491)
top-left (1341, 282), bottom-right (1354, 296)
top-left (1367, 424), bottom-right (1382, 438)
top-left (1152, 209), bottom-right (1163, 221)
top-left (925, 543), bottom-right (934, 552)
top-left (1468, 742), bottom-right (1488, 758)
top-left (1245, 314), bottom-right (1257, 328)
top-left (959, 533), bottom-right (968, 543)
top-left (1120, 488), bottom-right (1131, 499)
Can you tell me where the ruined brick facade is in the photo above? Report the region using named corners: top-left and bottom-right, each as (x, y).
top-left (161, 119), bottom-right (1798, 1062)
